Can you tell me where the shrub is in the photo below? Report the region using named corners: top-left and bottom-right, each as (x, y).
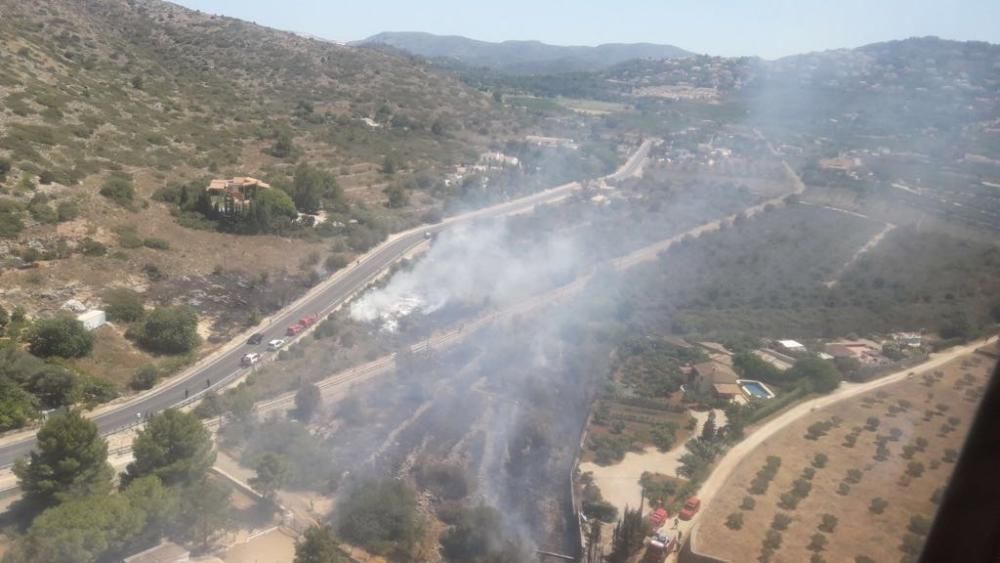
top-left (99, 175), bottom-right (135, 206)
top-left (324, 253), bottom-right (349, 273)
top-left (869, 497), bottom-right (889, 514)
top-left (78, 237), bottom-right (107, 256)
top-left (900, 533), bottom-right (924, 555)
top-left (812, 453), bottom-right (828, 468)
top-left (726, 512), bottom-right (744, 530)
top-left (906, 461), bottom-right (925, 478)
top-left (771, 512), bottom-right (791, 531)
top-left (808, 533), bottom-right (828, 553)
top-left (763, 530), bottom-right (782, 550)
top-left (415, 460), bottom-right (472, 502)
top-left (740, 496), bottom-right (756, 510)
top-left (337, 479), bottom-right (422, 555)
top-left (0, 210), bottom-right (25, 238)
top-left (845, 469), bottom-right (863, 484)
top-left (837, 483), bottom-right (850, 496)
top-left (130, 365), bottom-right (159, 391)
top-left (819, 514), bottom-right (838, 533)
top-left (909, 515), bottom-right (932, 536)
top-left (28, 315), bottom-right (94, 358)
top-left (293, 383), bottom-right (322, 422)
top-left (56, 200), bottom-right (79, 222)
top-left (931, 487), bottom-right (944, 504)
top-left (779, 492), bottom-right (800, 510)
top-left (142, 263), bottom-right (164, 281)
top-left (28, 201), bottom-right (57, 224)
top-left (103, 288), bottom-right (145, 322)
top-left (582, 500), bottom-right (618, 524)
top-left (801, 467), bottom-right (816, 480)
top-left (792, 479), bottom-right (812, 498)
top-left (132, 306), bottom-right (199, 354)
top-left (115, 225), bottom-right (144, 248)
top-left (143, 237), bottom-right (170, 250)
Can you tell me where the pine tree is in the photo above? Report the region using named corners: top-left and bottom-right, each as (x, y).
top-left (701, 411), bottom-right (717, 442)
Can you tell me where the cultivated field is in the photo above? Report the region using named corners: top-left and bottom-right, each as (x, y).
top-left (696, 349), bottom-right (992, 563)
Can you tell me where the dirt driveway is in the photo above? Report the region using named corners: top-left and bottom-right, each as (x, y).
top-left (579, 409), bottom-right (726, 513)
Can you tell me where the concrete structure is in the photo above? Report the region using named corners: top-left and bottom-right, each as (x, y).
top-left (76, 309), bottom-right (106, 331)
top-left (777, 339), bottom-right (806, 353)
top-left (893, 332), bottom-right (923, 348)
top-left (525, 135), bottom-right (579, 149)
top-left (122, 542), bottom-right (190, 563)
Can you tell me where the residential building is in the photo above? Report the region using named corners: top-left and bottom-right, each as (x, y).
top-left (205, 176), bottom-right (271, 214)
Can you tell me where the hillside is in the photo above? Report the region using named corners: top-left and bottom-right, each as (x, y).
top-left (0, 0), bottom-right (536, 387)
top-left (469, 37), bottom-right (1000, 234)
top-left (355, 31), bottom-right (692, 74)
top-left (0, 0), bottom-right (521, 300)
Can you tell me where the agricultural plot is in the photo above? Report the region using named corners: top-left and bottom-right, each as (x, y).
top-left (696, 350), bottom-right (992, 562)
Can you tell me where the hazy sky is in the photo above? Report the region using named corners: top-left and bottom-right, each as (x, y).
top-left (173, 0), bottom-right (999, 59)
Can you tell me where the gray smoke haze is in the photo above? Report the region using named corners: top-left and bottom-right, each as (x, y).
top-left (350, 217), bottom-right (586, 330)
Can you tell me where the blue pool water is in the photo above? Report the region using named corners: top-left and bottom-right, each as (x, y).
top-left (742, 381), bottom-right (772, 399)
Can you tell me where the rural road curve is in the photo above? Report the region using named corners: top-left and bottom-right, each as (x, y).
top-left (0, 140), bottom-right (652, 468)
top-left (687, 336), bottom-right (997, 555)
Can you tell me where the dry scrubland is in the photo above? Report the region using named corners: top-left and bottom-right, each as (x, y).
top-left (697, 351), bottom-right (992, 563)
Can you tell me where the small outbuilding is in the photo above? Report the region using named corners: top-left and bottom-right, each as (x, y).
top-left (777, 339), bottom-right (806, 353)
top-left (76, 309), bottom-right (106, 331)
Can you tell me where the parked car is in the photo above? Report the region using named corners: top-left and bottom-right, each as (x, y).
top-left (679, 497), bottom-right (701, 520)
top-left (247, 333), bottom-right (264, 345)
top-left (267, 338), bottom-right (286, 351)
top-left (241, 352), bottom-right (261, 366)
top-left (286, 315), bottom-right (318, 336)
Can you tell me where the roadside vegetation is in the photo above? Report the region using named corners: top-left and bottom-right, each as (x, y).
top-left (6, 409), bottom-right (229, 562)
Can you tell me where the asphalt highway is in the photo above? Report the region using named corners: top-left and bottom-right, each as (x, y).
top-left (0, 140), bottom-right (650, 467)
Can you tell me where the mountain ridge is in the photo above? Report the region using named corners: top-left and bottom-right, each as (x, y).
top-left (353, 31), bottom-right (692, 74)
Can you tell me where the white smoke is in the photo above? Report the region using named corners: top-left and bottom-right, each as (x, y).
top-left (350, 217), bottom-right (584, 330)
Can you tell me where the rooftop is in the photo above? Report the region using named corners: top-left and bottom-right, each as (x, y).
top-left (206, 176), bottom-right (271, 191)
top-left (693, 361), bottom-right (738, 384)
top-left (713, 383), bottom-right (743, 396)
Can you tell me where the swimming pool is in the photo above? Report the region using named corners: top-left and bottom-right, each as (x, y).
top-left (738, 379), bottom-right (775, 400)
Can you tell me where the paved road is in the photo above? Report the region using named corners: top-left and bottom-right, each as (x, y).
top-left (0, 140), bottom-right (651, 468)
